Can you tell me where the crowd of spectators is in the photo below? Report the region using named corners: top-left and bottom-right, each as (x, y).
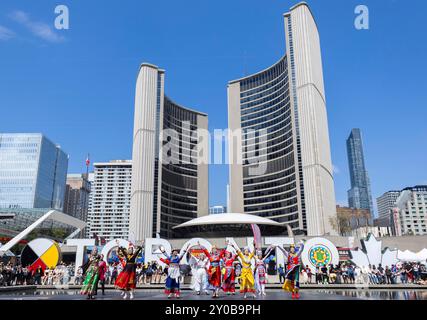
top-left (277, 261), bottom-right (427, 285)
top-left (2, 259), bottom-right (427, 287)
top-left (0, 262), bottom-right (75, 286)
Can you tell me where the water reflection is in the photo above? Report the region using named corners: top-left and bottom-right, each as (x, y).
top-left (1, 289), bottom-right (426, 300)
top-left (318, 289), bottom-right (427, 300)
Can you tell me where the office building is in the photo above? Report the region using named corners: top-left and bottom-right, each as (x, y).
top-left (347, 128), bottom-right (374, 216)
top-left (0, 133), bottom-right (68, 210)
top-left (209, 206), bottom-right (227, 215)
top-left (227, 3), bottom-right (337, 236)
top-left (336, 205), bottom-right (372, 234)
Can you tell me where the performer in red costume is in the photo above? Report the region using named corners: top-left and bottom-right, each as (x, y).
top-left (200, 242), bottom-right (224, 298)
top-left (114, 243), bottom-right (143, 299)
top-left (97, 254), bottom-right (107, 295)
top-left (275, 240), bottom-right (305, 299)
top-left (221, 250), bottom-right (237, 295)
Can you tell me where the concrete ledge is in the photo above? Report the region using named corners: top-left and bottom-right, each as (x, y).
top-left (0, 285), bottom-right (37, 292)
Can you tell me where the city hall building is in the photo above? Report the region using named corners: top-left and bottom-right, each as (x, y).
top-left (130, 63), bottom-right (209, 240)
top-left (227, 3), bottom-right (337, 236)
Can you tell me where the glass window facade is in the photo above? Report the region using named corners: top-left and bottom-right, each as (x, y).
top-left (160, 97), bottom-right (202, 238)
top-left (236, 57), bottom-right (303, 229)
top-left (346, 129), bottom-right (374, 216)
top-left (0, 133), bottom-right (68, 210)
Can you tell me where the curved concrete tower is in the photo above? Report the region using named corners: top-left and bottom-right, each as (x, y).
top-left (130, 63), bottom-right (208, 240)
top-left (228, 2), bottom-right (337, 236)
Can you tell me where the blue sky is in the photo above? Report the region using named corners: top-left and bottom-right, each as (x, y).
top-left (0, 0), bottom-right (426, 212)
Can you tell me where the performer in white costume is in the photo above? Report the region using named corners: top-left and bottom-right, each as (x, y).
top-left (254, 246), bottom-right (273, 296)
top-left (189, 251), bottom-right (209, 295)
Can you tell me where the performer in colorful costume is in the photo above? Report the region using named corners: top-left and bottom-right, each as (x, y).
top-left (114, 243), bottom-right (143, 299)
top-left (160, 244), bottom-right (189, 299)
top-left (189, 251), bottom-right (209, 295)
top-left (254, 246), bottom-right (273, 296)
top-left (202, 244), bottom-right (224, 298)
top-left (276, 240), bottom-right (305, 299)
top-left (97, 254), bottom-right (107, 295)
top-left (221, 250), bottom-right (237, 295)
top-left (80, 246), bottom-right (101, 299)
top-left (230, 242), bottom-right (256, 299)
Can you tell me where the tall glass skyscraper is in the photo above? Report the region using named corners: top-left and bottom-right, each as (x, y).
top-left (346, 128), bottom-right (374, 216)
top-left (0, 133), bottom-right (69, 210)
top-left (228, 3), bottom-right (337, 236)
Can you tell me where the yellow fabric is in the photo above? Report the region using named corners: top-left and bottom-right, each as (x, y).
top-left (237, 251), bottom-right (254, 268)
top-left (238, 251), bottom-right (255, 292)
top-left (282, 279), bottom-right (297, 293)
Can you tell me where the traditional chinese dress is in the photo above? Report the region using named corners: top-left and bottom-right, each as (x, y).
top-left (115, 246), bottom-right (142, 291)
top-left (237, 251), bottom-right (255, 293)
top-left (222, 253), bottom-right (237, 293)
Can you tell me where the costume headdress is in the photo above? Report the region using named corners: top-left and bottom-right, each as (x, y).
top-left (224, 250), bottom-right (232, 257)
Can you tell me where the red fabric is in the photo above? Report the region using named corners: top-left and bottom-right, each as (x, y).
top-left (222, 265), bottom-right (236, 293)
top-left (115, 270), bottom-right (136, 290)
top-left (203, 248), bottom-right (224, 287)
top-left (164, 289), bottom-right (180, 294)
top-left (98, 261), bottom-right (107, 281)
top-left (208, 266), bottom-right (222, 287)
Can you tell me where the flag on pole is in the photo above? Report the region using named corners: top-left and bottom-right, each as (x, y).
top-left (251, 224), bottom-right (261, 251)
top-left (85, 154), bottom-right (90, 167)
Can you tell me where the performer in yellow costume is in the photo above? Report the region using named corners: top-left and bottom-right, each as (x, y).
top-left (229, 241), bottom-right (256, 299)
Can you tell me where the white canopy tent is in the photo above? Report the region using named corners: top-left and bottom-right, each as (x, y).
top-left (397, 249), bottom-right (427, 262)
top-left (173, 212), bottom-right (283, 229)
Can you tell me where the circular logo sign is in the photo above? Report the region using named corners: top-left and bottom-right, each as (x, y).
top-left (301, 237), bottom-right (339, 270)
top-left (309, 245), bottom-right (332, 266)
top-left (21, 238), bottom-right (61, 271)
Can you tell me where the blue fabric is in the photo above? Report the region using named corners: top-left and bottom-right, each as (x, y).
top-left (166, 276), bottom-right (180, 290)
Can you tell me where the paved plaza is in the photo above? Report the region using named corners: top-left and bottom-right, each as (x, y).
top-left (0, 288), bottom-right (426, 300)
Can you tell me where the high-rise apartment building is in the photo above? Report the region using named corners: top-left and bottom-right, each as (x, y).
top-left (376, 190), bottom-right (400, 220)
top-left (227, 3), bottom-right (337, 236)
top-left (0, 133), bottom-right (68, 210)
top-left (86, 160), bottom-right (132, 240)
top-left (392, 186), bottom-right (427, 236)
top-left (347, 128), bottom-right (374, 216)
top-left (130, 64), bottom-right (209, 239)
top-left (63, 174), bottom-right (91, 222)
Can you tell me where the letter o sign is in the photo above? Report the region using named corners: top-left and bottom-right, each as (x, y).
top-left (301, 237), bottom-right (340, 270)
